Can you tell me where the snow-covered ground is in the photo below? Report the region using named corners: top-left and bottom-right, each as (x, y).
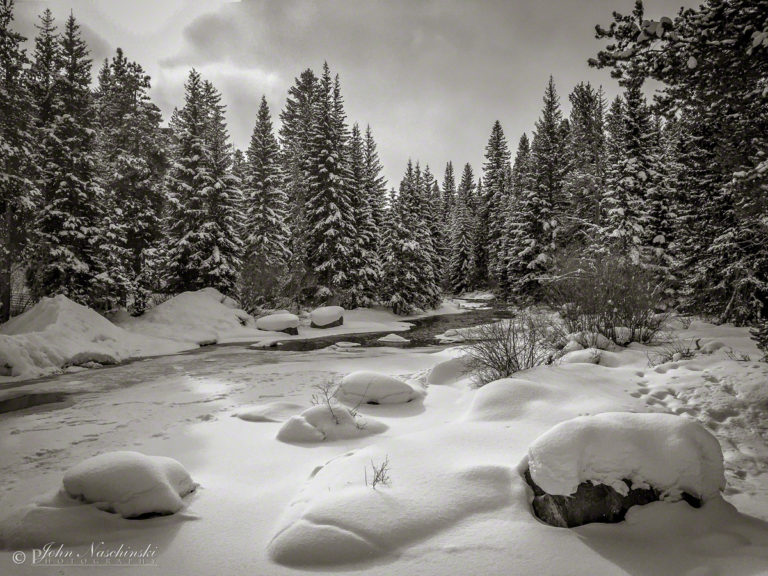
top-left (1, 318), bottom-right (767, 575)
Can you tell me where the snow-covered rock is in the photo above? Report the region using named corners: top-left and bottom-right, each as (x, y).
top-left (561, 339), bottom-right (584, 353)
top-left (117, 288), bottom-right (255, 345)
top-left (310, 306), bottom-right (344, 328)
top-left (276, 403), bottom-right (387, 443)
top-left (465, 378), bottom-right (553, 421)
top-left (336, 371), bottom-right (425, 405)
top-left (256, 313), bottom-right (300, 335)
top-left (62, 451), bottom-right (196, 518)
top-left (700, 340), bottom-right (727, 354)
top-left (377, 333), bottom-right (410, 344)
top-left (523, 412), bottom-right (725, 502)
top-left (427, 354), bottom-right (472, 385)
top-left (559, 348), bottom-right (602, 365)
top-left (0, 295), bottom-right (188, 380)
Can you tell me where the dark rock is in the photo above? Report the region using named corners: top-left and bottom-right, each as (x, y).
top-left (311, 316), bottom-right (343, 329)
top-left (523, 468), bottom-right (662, 528)
top-left (281, 326), bottom-right (299, 336)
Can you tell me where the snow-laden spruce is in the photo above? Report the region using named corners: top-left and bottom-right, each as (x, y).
top-left (523, 412), bottom-right (725, 501)
top-left (63, 451), bottom-right (196, 518)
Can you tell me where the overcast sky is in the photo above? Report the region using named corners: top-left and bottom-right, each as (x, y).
top-left (13, 0), bottom-right (692, 188)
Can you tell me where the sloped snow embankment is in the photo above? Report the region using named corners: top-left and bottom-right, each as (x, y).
top-left (0, 295), bottom-right (190, 381)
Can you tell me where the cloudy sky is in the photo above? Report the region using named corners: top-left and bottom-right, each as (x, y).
top-left (13, 0), bottom-right (691, 187)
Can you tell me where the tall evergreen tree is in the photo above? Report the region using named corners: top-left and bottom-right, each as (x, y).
top-left (448, 163), bottom-right (476, 293)
top-left (363, 125), bottom-right (387, 265)
top-left (0, 0), bottom-right (36, 320)
top-left (94, 48), bottom-right (167, 312)
top-left (304, 62), bottom-right (355, 300)
top-left (28, 13), bottom-right (106, 307)
top-left (482, 120), bottom-right (512, 287)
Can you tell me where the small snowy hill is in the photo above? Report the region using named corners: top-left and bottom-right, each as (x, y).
top-left (0, 295), bottom-right (189, 380)
top-left (116, 288), bottom-right (257, 345)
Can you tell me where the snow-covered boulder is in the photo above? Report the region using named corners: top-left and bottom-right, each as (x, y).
top-left (465, 378), bottom-right (553, 421)
top-left (700, 340), bottom-right (726, 354)
top-left (63, 451), bottom-right (196, 519)
top-left (310, 306), bottom-right (344, 328)
top-left (561, 339), bottom-right (584, 353)
top-left (256, 313), bottom-right (300, 335)
top-left (559, 348), bottom-right (602, 365)
top-left (336, 371), bottom-right (425, 405)
top-left (276, 403), bottom-right (387, 443)
top-left (377, 333), bottom-right (410, 345)
top-left (0, 295), bottom-right (188, 380)
top-left (117, 288), bottom-right (255, 345)
top-left (427, 354), bottom-right (472, 385)
top-left (520, 412), bottom-right (725, 527)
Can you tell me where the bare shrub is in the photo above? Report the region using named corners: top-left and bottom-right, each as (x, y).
top-left (365, 456), bottom-right (391, 489)
top-left (545, 253), bottom-right (670, 345)
top-left (647, 337), bottom-right (699, 366)
top-left (310, 381), bottom-right (340, 425)
top-left (464, 310), bottom-right (555, 387)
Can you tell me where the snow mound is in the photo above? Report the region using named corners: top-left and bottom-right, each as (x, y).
top-left (336, 370), bottom-right (425, 405)
top-left (234, 402), bottom-right (305, 423)
top-left (256, 313), bottom-right (300, 332)
top-left (524, 412), bottom-right (725, 501)
top-left (117, 288), bottom-right (255, 345)
top-left (310, 306), bottom-right (344, 327)
top-left (378, 333), bottom-right (410, 344)
top-left (559, 348), bottom-right (626, 367)
top-left (268, 442), bottom-right (514, 566)
top-left (0, 295), bottom-right (188, 380)
top-left (466, 378), bottom-right (553, 421)
top-left (427, 354), bottom-right (472, 385)
top-left (568, 332), bottom-right (615, 350)
top-left (276, 403), bottom-right (387, 443)
top-left (63, 451), bottom-right (196, 518)
top-left (700, 340), bottom-right (727, 354)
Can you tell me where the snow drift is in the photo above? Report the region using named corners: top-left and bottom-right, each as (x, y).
top-left (0, 295), bottom-right (189, 380)
top-left (117, 287), bottom-right (255, 345)
top-left (276, 403), bottom-right (387, 443)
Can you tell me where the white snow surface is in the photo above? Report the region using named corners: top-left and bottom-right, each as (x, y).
top-left (0, 295), bottom-right (189, 380)
top-left (336, 370), bottom-right (425, 405)
top-left (377, 333), bottom-right (410, 343)
top-left (525, 412), bottom-right (726, 500)
top-left (63, 451), bottom-right (196, 518)
top-left (256, 313), bottom-right (300, 332)
top-left (2, 316), bottom-right (768, 575)
top-left (117, 287), bottom-right (256, 345)
top-left (276, 403), bottom-right (387, 443)
top-left (310, 306), bottom-right (344, 326)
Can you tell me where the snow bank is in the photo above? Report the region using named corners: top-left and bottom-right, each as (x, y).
top-left (336, 370), bottom-right (425, 405)
top-left (234, 402), bottom-right (305, 423)
top-left (427, 353), bottom-right (472, 385)
top-left (117, 288), bottom-right (255, 345)
top-left (63, 451), bottom-right (196, 518)
top-left (268, 438), bottom-right (514, 566)
top-left (310, 306), bottom-right (344, 328)
top-left (466, 378), bottom-right (554, 421)
top-left (0, 295), bottom-right (188, 380)
top-left (524, 412), bottom-right (725, 501)
top-left (276, 403), bottom-right (387, 443)
top-left (256, 313), bottom-right (300, 334)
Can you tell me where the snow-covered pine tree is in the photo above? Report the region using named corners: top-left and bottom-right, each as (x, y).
top-left (0, 0), bottom-right (36, 320)
top-left (28, 13), bottom-right (107, 307)
top-left (448, 163), bottom-right (476, 294)
top-left (563, 82), bottom-right (605, 243)
top-left (384, 160), bottom-right (440, 314)
top-left (304, 62), bottom-right (355, 302)
top-left (345, 123), bottom-right (380, 307)
top-left (240, 95), bottom-right (290, 309)
top-left (603, 80), bottom-right (652, 264)
top-left (198, 79), bottom-right (243, 294)
top-left (530, 76), bottom-right (568, 264)
top-left (482, 120), bottom-right (512, 288)
top-left (439, 161), bottom-right (456, 289)
top-left (279, 68), bottom-right (318, 301)
top-left (93, 48), bottom-right (167, 313)
top-left (363, 124), bottom-right (387, 286)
